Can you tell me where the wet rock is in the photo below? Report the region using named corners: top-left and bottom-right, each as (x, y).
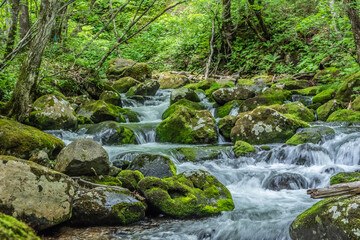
top-left (107, 59), bottom-right (152, 82)
top-left (162, 99), bottom-right (203, 119)
top-left (0, 119), bottom-right (65, 160)
top-left (112, 77), bottom-right (140, 93)
top-left (158, 72), bottom-right (189, 89)
top-left (0, 156), bottom-right (74, 230)
top-left (29, 94), bottom-right (77, 130)
top-left (138, 169), bottom-right (235, 218)
top-left (321, 166), bottom-right (344, 175)
top-left (170, 88), bottom-right (200, 105)
top-left (216, 100), bottom-right (242, 118)
top-left (212, 87), bottom-right (255, 105)
top-left (99, 90), bottom-right (122, 106)
top-left (126, 79), bottom-right (160, 97)
top-left (156, 106), bottom-right (218, 144)
top-left (262, 172), bottom-right (308, 191)
top-left (218, 115), bottom-right (237, 140)
top-left (233, 140), bottom-right (255, 157)
top-left (176, 146), bottom-right (229, 162)
top-left (128, 154), bottom-right (176, 178)
top-left (71, 187), bottom-right (146, 226)
top-left (0, 213), bottom-right (40, 240)
top-left (316, 99), bottom-right (341, 121)
top-left (55, 138), bottom-right (110, 176)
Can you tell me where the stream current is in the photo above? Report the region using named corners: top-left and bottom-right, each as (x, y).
top-left (48, 90), bottom-right (360, 240)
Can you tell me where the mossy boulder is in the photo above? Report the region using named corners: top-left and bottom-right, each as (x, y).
top-left (0, 119), bottom-right (65, 160)
top-left (335, 71), bottom-right (360, 102)
top-left (128, 154), bottom-right (176, 178)
top-left (99, 90), bottom-right (122, 106)
top-left (170, 88), bottom-right (200, 105)
top-left (107, 59), bottom-right (152, 82)
top-left (286, 127), bottom-right (335, 145)
top-left (216, 100), bottom-right (242, 118)
top-left (230, 107), bottom-right (309, 144)
top-left (77, 100), bottom-right (139, 123)
top-left (55, 138), bottom-right (110, 176)
top-left (218, 115), bottom-right (237, 140)
top-left (176, 146), bottom-right (229, 162)
top-left (83, 121), bottom-right (136, 145)
top-left (272, 80), bottom-right (308, 90)
top-left (158, 72), bottom-right (189, 89)
top-left (162, 99), bottom-right (203, 119)
top-left (233, 140), bottom-right (255, 157)
top-left (156, 106), bottom-right (218, 144)
top-left (270, 102), bottom-right (315, 122)
top-left (293, 86), bottom-right (318, 96)
top-left (327, 109), bottom-right (360, 123)
top-left (352, 95), bottom-right (360, 111)
top-left (117, 170), bottom-right (144, 190)
top-left (330, 172), bottom-right (360, 185)
top-left (184, 79), bottom-right (214, 90)
top-left (212, 87), bottom-right (255, 105)
top-left (290, 195), bottom-right (360, 240)
top-left (0, 213), bottom-right (40, 240)
top-left (71, 186), bottom-right (146, 226)
top-left (317, 100), bottom-right (341, 121)
top-left (112, 77), bottom-right (140, 93)
top-left (29, 94), bottom-right (77, 130)
top-left (312, 89), bottom-right (336, 105)
top-left (138, 170), bottom-right (235, 218)
top-left (0, 156), bottom-right (75, 230)
top-left (126, 80), bottom-right (160, 97)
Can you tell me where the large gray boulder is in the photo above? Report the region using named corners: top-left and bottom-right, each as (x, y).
top-left (0, 156), bottom-right (75, 230)
top-left (212, 87), bottom-right (255, 105)
top-left (128, 154), bottom-right (177, 178)
top-left (55, 138), bottom-right (110, 176)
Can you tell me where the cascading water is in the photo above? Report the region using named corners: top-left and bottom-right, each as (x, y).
top-left (49, 90), bottom-right (360, 240)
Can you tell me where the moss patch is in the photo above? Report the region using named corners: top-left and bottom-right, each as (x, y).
top-left (330, 172), bottom-right (360, 185)
top-left (233, 140), bottom-right (255, 157)
top-left (162, 99), bottom-right (203, 120)
top-left (0, 213), bottom-right (40, 240)
top-left (327, 109), bottom-right (360, 123)
top-left (312, 89), bottom-right (336, 105)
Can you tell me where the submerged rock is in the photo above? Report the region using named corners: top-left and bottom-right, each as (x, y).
top-left (0, 213), bottom-right (40, 240)
top-left (138, 170), bottom-right (235, 218)
top-left (107, 59), bottom-right (152, 82)
top-left (263, 172), bottom-right (308, 191)
top-left (128, 154), bottom-right (176, 178)
top-left (212, 87), bottom-right (255, 105)
top-left (170, 88), bottom-right (200, 105)
top-left (0, 156), bottom-right (74, 230)
top-left (0, 119), bottom-right (65, 159)
top-left (55, 138), bottom-right (110, 176)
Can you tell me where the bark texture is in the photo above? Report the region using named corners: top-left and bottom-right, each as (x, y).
top-left (344, 0), bottom-right (360, 65)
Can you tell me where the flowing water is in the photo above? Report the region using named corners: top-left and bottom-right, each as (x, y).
top-left (48, 90), bottom-right (360, 240)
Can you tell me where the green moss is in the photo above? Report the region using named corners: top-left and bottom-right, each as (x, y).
top-left (270, 102), bottom-right (315, 122)
top-left (237, 78), bottom-right (256, 86)
top-left (111, 201), bottom-right (146, 225)
top-left (217, 115), bottom-right (237, 140)
top-left (313, 67), bottom-right (341, 84)
top-left (260, 146), bottom-right (271, 151)
top-left (286, 132), bottom-right (322, 145)
top-left (233, 140), bottom-right (255, 157)
top-left (312, 89), bottom-right (336, 105)
top-left (99, 90), bottom-right (122, 106)
top-left (327, 109), bottom-right (360, 123)
top-left (271, 80), bottom-right (308, 90)
top-left (217, 100), bottom-right (242, 118)
top-left (0, 213), bottom-right (40, 240)
top-left (112, 77), bottom-right (140, 93)
top-left (330, 172), bottom-right (360, 185)
top-left (77, 115), bottom-right (94, 125)
top-left (107, 61), bottom-right (152, 82)
top-left (335, 71), bottom-right (360, 102)
top-left (352, 95), bottom-right (360, 111)
top-left (316, 100), bottom-right (341, 121)
top-left (117, 170), bottom-right (144, 189)
top-left (162, 99), bottom-right (203, 119)
top-left (293, 86), bottom-right (318, 96)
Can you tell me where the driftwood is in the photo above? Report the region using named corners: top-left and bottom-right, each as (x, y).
top-left (307, 181), bottom-right (360, 199)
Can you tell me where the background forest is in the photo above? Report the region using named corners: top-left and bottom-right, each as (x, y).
top-left (0, 0), bottom-right (360, 102)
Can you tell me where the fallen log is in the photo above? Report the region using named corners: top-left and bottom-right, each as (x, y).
top-left (307, 181), bottom-right (360, 199)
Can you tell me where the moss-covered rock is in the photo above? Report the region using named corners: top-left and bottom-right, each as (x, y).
top-left (0, 156), bottom-right (75, 230)
top-left (212, 87), bottom-right (255, 105)
top-left (232, 140), bottom-right (255, 157)
top-left (0, 119), bottom-right (65, 159)
top-left (231, 107), bottom-right (309, 144)
top-left (170, 88), bottom-right (200, 105)
top-left (335, 71), bottom-right (360, 102)
top-left (327, 109), bottom-right (360, 123)
top-left (83, 121), bottom-right (136, 145)
top-left (128, 154), bottom-right (176, 178)
top-left (218, 115), bottom-right (237, 140)
top-left (293, 86), bottom-right (318, 96)
top-left (99, 90), bottom-right (122, 106)
top-left (158, 72), bottom-right (189, 89)
top-left (286, 127), bottom-right (335, 145)
top-left (156, 106), bottom-right (218, 144)
top-left (330, 172), bottom-right (360, 185)
top-left (216, 100), bottom-right (242, 118)
top-left (312, 89), bottom-right (336, 105)
top-left (352, 95), bottom-right (360, 111)
top-left (71, 186), bottom-right (146, 226)
top-left (175, 146), bottom-right (229, 162)
top-left (138, 169), bottom-right (235, 218)
top-left (290, 195), bottom-right (360, 240)
top-left (269, 102), bottom-right (315, 122)
top-left (112, 77), bottom-right (140, 93)
top-left (77, 100), bottom-right (139, 123)
top-left (317, 100), bottom-right (341, 121)
top-left (0, 213), bottom-right (40, 240)
top-left (107, 59), bottom-right (152, 82)
top-left (184, 79), bottom-right (215, 90)
top-left (162, 99), bottom-right (203, 119)
top-left (117, 170), bottom-right (144, 190)
top-left (29, 94), bottom-right (77, 130)
top-left (272, 79), bottom-right (308, 90)
top-left (126, 79), bottom-right (160, 97)
top-left (55, 138), bottom-right (110, 176)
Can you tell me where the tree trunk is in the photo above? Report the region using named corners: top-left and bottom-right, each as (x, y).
top-left (4, 0), bottom-right (20, 59)
top-left (222, 0), bottom-right (234, 52)
top-left (248, 0), bottom-right (270, 40)
top-left (6, 0), bottom-right (63, 122)
top-left (344, 0), bottom-right (360, 65)
top-left (205, 17), bottom-right (215, 79)
top-left (19, 0), bottom-right (30, 39)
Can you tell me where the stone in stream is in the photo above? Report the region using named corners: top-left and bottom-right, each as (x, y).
top-left (138, 169), bottom-right (235, 218)
top-left (271, 79), bottom-right (308, 90)
top-left (232, 140), bottom-right (255, 157)
top-left (326, 109), bottom-right (360, 123)
top-left (0, 156), bottom-right (75, 231)
top-left (106, 58), bottom-right (152, 82)
top-left (262, 172), bottom-right (308, 191)
top-left (286, 126), bottom-right (335, 146)
top-left (99, 90), bottom-right (122, 106)
top-left (112, 77), bottom-right (140, 93)
top-left (217, 115), bottom-right (237, 140)
top-left (157, 72), bottom-right (189, 89)
top-left (230, 106), bottom-right (309, 144)
top-left (117, 170), bottom-right (144, 190)
top-left (128, 154), bottom-right (177, 178)
top-left (216, 100), bottom-right (242, 118)
top-left (156, 106), bottom-right (218, 144)
top-left (212, 87), bottom-right (255, 105)
top-left (316, 99), bottom-right (341, 121)
top-left (0, 213), bottom-right (40, 240)
top-left (176, 146), bottom-right (231, 162)
top-left (55, 138), bottom-right (110, 176)
top-left (290, 194), bottom-right (360, 240)
top-left (170, 88), bottom-right (200, 105)
top-left (269, 102), bottom-right (315, 122)
top-left (312, 89), bottom-right (336, 105)
top-left (162, 99), bottom-right (203, 119)
top-left (71, 186), bottom-right (146, 226)
top-left (126, 79), bottom-right (160, 97)
top-left (0, 119), bottom-right (65, 160)
top-left (29, 94), bottom-right (78, 130)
